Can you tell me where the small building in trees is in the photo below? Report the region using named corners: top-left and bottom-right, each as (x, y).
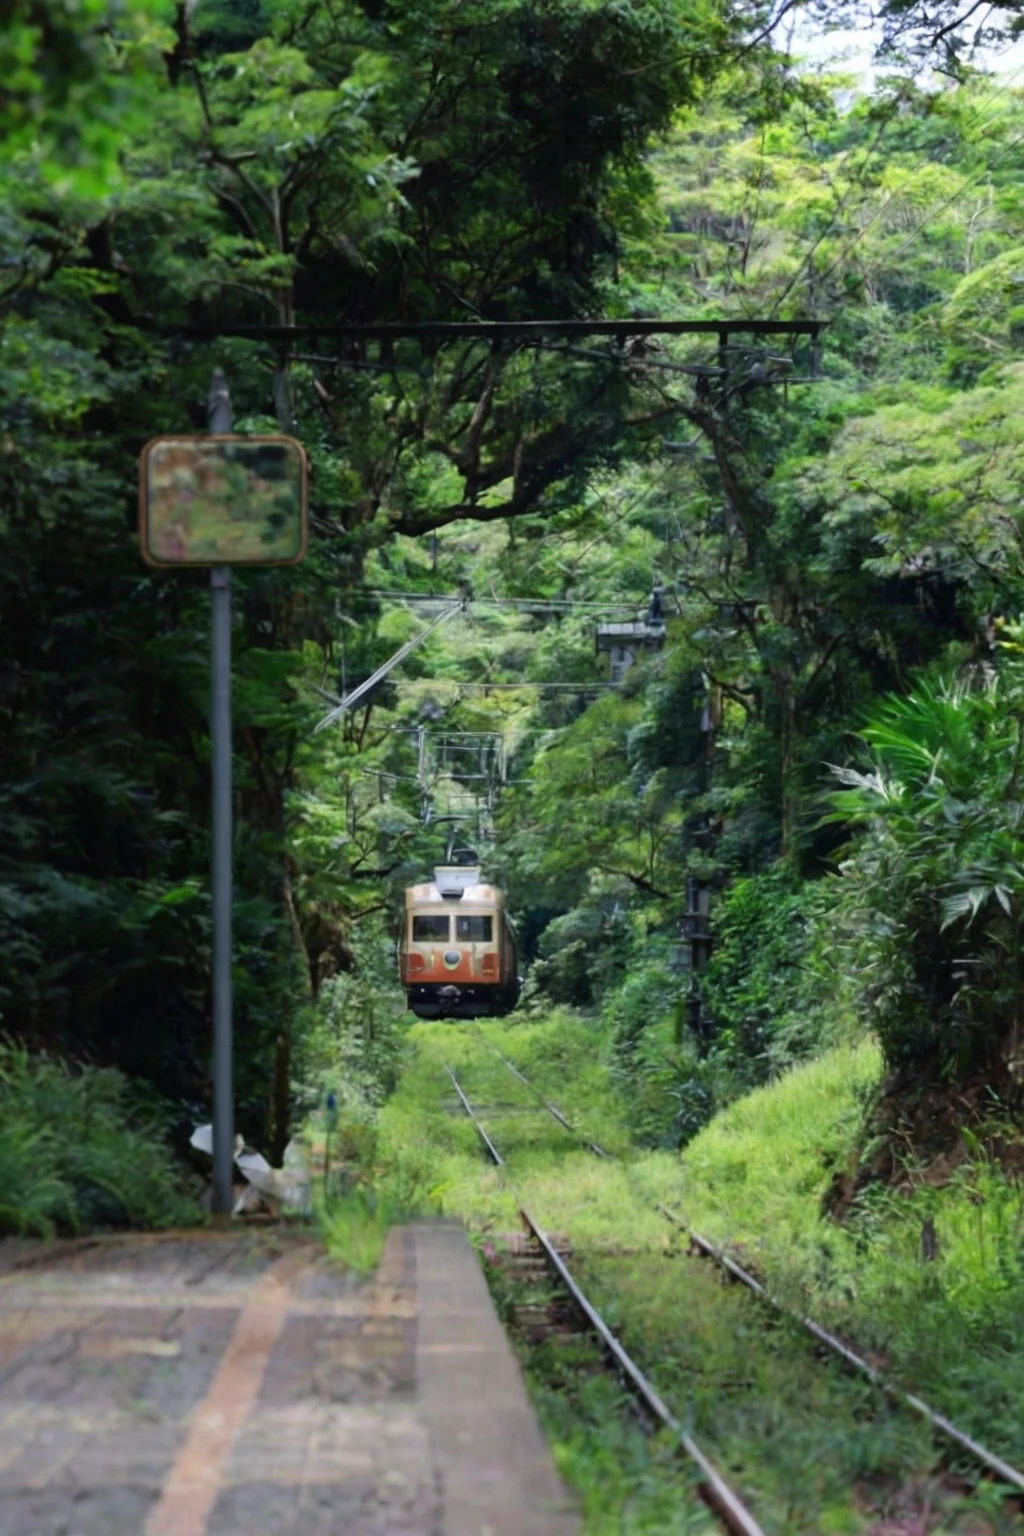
top-left (595, 586), bottom-right (666, 681)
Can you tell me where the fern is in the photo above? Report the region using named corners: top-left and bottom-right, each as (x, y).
top-left (822, 642), bottom-right (1024, 1079)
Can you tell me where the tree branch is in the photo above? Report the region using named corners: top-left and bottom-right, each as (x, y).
top-left (931, 0), bottom-right (991, 46)
top-left (596, 865), bottom-right (671, 900)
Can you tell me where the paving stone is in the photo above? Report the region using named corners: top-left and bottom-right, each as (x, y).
top-left (0, 1485), bottom-right (160, 1536)
top-left (413, 1220), bottom-right (579, 1536)
top-left (207, 1478), bottom-right (438, 1536)
top-left (0, 1222), bottom-right (577, 1536)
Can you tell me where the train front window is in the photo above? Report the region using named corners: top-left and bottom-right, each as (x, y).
top-left (456, 915), bottom-right (493, 942)
top-left (412, 915), bottom-right (449, 941)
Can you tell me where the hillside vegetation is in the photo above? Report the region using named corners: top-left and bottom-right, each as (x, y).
top-left (3, 0), bottom-right (1024, 1377)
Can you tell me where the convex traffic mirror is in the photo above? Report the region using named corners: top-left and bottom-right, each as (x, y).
top-left (139, 434), bottom-right (308, 567)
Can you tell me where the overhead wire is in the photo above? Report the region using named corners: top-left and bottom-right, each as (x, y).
top-left (871, 120), bottom-right (1024, 268)
top-left (315, 62), bottom-right (1024, 851)
top-left (388, 679), bottom-right (616, 689)
top-left (358, 589), bottom-right (641, 612)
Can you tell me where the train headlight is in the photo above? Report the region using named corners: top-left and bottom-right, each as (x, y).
top-left (444, 950), bottom-right (460, 967)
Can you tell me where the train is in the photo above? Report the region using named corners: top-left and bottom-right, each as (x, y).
top-left (398, 859), bottom-right (520, 1020)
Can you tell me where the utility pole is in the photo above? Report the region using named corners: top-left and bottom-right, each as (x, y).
top-left (207, 369), bottom-right (234, 1217)
top-left (138, 372), bottom-right (307, 1219)
top-left (683, 875), bottom-right (712, 1044)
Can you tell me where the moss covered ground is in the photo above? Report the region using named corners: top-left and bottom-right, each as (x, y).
top-left (371, 1017), bottom-right (1024, 1534)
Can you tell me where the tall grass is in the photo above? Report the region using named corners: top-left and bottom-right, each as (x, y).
top-left (678, 1040), bottom-right (883, 1262)
top-left (378, 1021), bottom-right (1024, 1529)
top-left (677, 1038), bottom-right (1024, 1459)
top-left (317, 1188), bottom-right (401, 1275)
top-left (0, 1040), bottom-right (201, 1236)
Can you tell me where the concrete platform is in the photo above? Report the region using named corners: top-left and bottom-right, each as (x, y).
top-left (0, 1221), bottom-right (579, 1536)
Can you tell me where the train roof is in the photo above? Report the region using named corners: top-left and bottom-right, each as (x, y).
top-left (405, 881), bottom-right (503, 906)
top-left (405, 863), bottom-right (506, 906)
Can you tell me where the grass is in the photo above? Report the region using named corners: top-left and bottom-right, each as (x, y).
top-left (675, 1041), bottom-right (1024, 1470)
top-left (675, 1038), bottom-right (884, 1281)
top-left (372, 1015), bottom-right (1024, 1532)
top-left (317, 1187), bottom-right (399, 1275)
top-left (375, 1019), bottom-right (684, 1241)
top-left (479, 1010), bottom-right (637, 1156)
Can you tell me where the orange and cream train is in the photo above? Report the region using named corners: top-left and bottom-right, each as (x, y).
top-left (399, 864), bottom-right (520, 1019)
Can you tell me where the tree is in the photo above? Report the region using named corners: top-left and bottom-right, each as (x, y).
top-left (0, 0), bottom-right (174, 194)
top-left (2, 0), bottom-right (773, 1137)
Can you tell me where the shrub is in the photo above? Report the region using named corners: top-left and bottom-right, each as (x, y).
top-left (822, 623), bottom-right (1024, 1083)
top-left (598, 944), bottom-right (694, 1145)
top-left (294, 971), bottom-right (407, 1129)
top-left (0, 1040), bottom-right (200, 1235)
top-left (602, 946), bottom-right (679, 1060)
top-left (531, 902), bottom-right (633, 1008)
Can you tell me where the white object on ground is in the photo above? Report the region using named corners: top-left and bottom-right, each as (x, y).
top-left (191, 1124), bottom-right (312, 1215)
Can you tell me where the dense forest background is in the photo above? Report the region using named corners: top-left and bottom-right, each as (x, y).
top-left (5, 0), bottom-right (1024, 1205)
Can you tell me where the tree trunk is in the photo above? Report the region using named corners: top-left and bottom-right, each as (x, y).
top-left (268, 1030), bottom-right (291, 1167)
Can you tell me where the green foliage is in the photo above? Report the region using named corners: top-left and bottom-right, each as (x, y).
top-left (2, 0), bottom-right (765, 1147)
top-left (801, 364), bottom-right (1024, 600)
top-left (528, 903), bottom-right (634, 1008)
top-left (318, 1186), bottom-right (399, 1274)
top-left (702, 863), bottom-right (851, 1078)
top-left (12, 0), bottom-right (1024, 1205)
top-left (0, 1040), bottom-right (200, 1235)
top-left (0, 0), bottom-right (174, 195)
top-left (376, 1020), bottom-right (1024, 1528)
top-left (613, 1005), bottom-right (710, 1147)
top-left (680, 1041), bottom-right (884, 1267)
top-left (679, 1038), bottom-right (1024, 1471)
top-left (295, 966), bottom-right (407, 1131)
top-left (822, 628), bottom-right (1024, 1080)
top-left (701, 864), bottom-right (806, 1071)
top-left (943, 246), bottom-right (1024, 381)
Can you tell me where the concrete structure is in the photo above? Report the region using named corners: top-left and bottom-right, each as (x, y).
top-left (595, 619), bottom-right (666, 682)
top-left (0, 1221), bottom-right (578, 1536)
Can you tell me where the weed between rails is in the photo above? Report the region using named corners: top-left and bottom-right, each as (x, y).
top-left (377, 1020), bottom-right (1024, 1534)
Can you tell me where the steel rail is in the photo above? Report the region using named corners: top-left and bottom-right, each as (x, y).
top-left (444, 1062), bottom-right (767, 1536)
top-left (485, 1045), bottom-right (1024, 1498)
top-left (445, 1065), bottom-right (506, 1166)
top-left (480, 1038), bottom-right (610, 1158)
top-left (518, 1204), bottom-right (768, 1536)
top-left (660, 1210), bottom-right (1024, 1497)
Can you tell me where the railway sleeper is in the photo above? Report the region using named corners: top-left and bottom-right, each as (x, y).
top-left (489, 1230), bottom-right (587, 1343)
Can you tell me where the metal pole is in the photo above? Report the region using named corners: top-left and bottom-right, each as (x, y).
top-left (310, 601), bottom-right (466, 734)
top-left (207, 370), bottom-right (234, 1216)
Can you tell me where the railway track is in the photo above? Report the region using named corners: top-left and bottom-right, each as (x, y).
top-left (465, 1034), bottom-right (1024, 1510)
top-left (444, 1062), bottom-right (767, 1536)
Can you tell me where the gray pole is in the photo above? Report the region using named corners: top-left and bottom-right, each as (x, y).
top-left (207, 370), bottom-right (234, 1215)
